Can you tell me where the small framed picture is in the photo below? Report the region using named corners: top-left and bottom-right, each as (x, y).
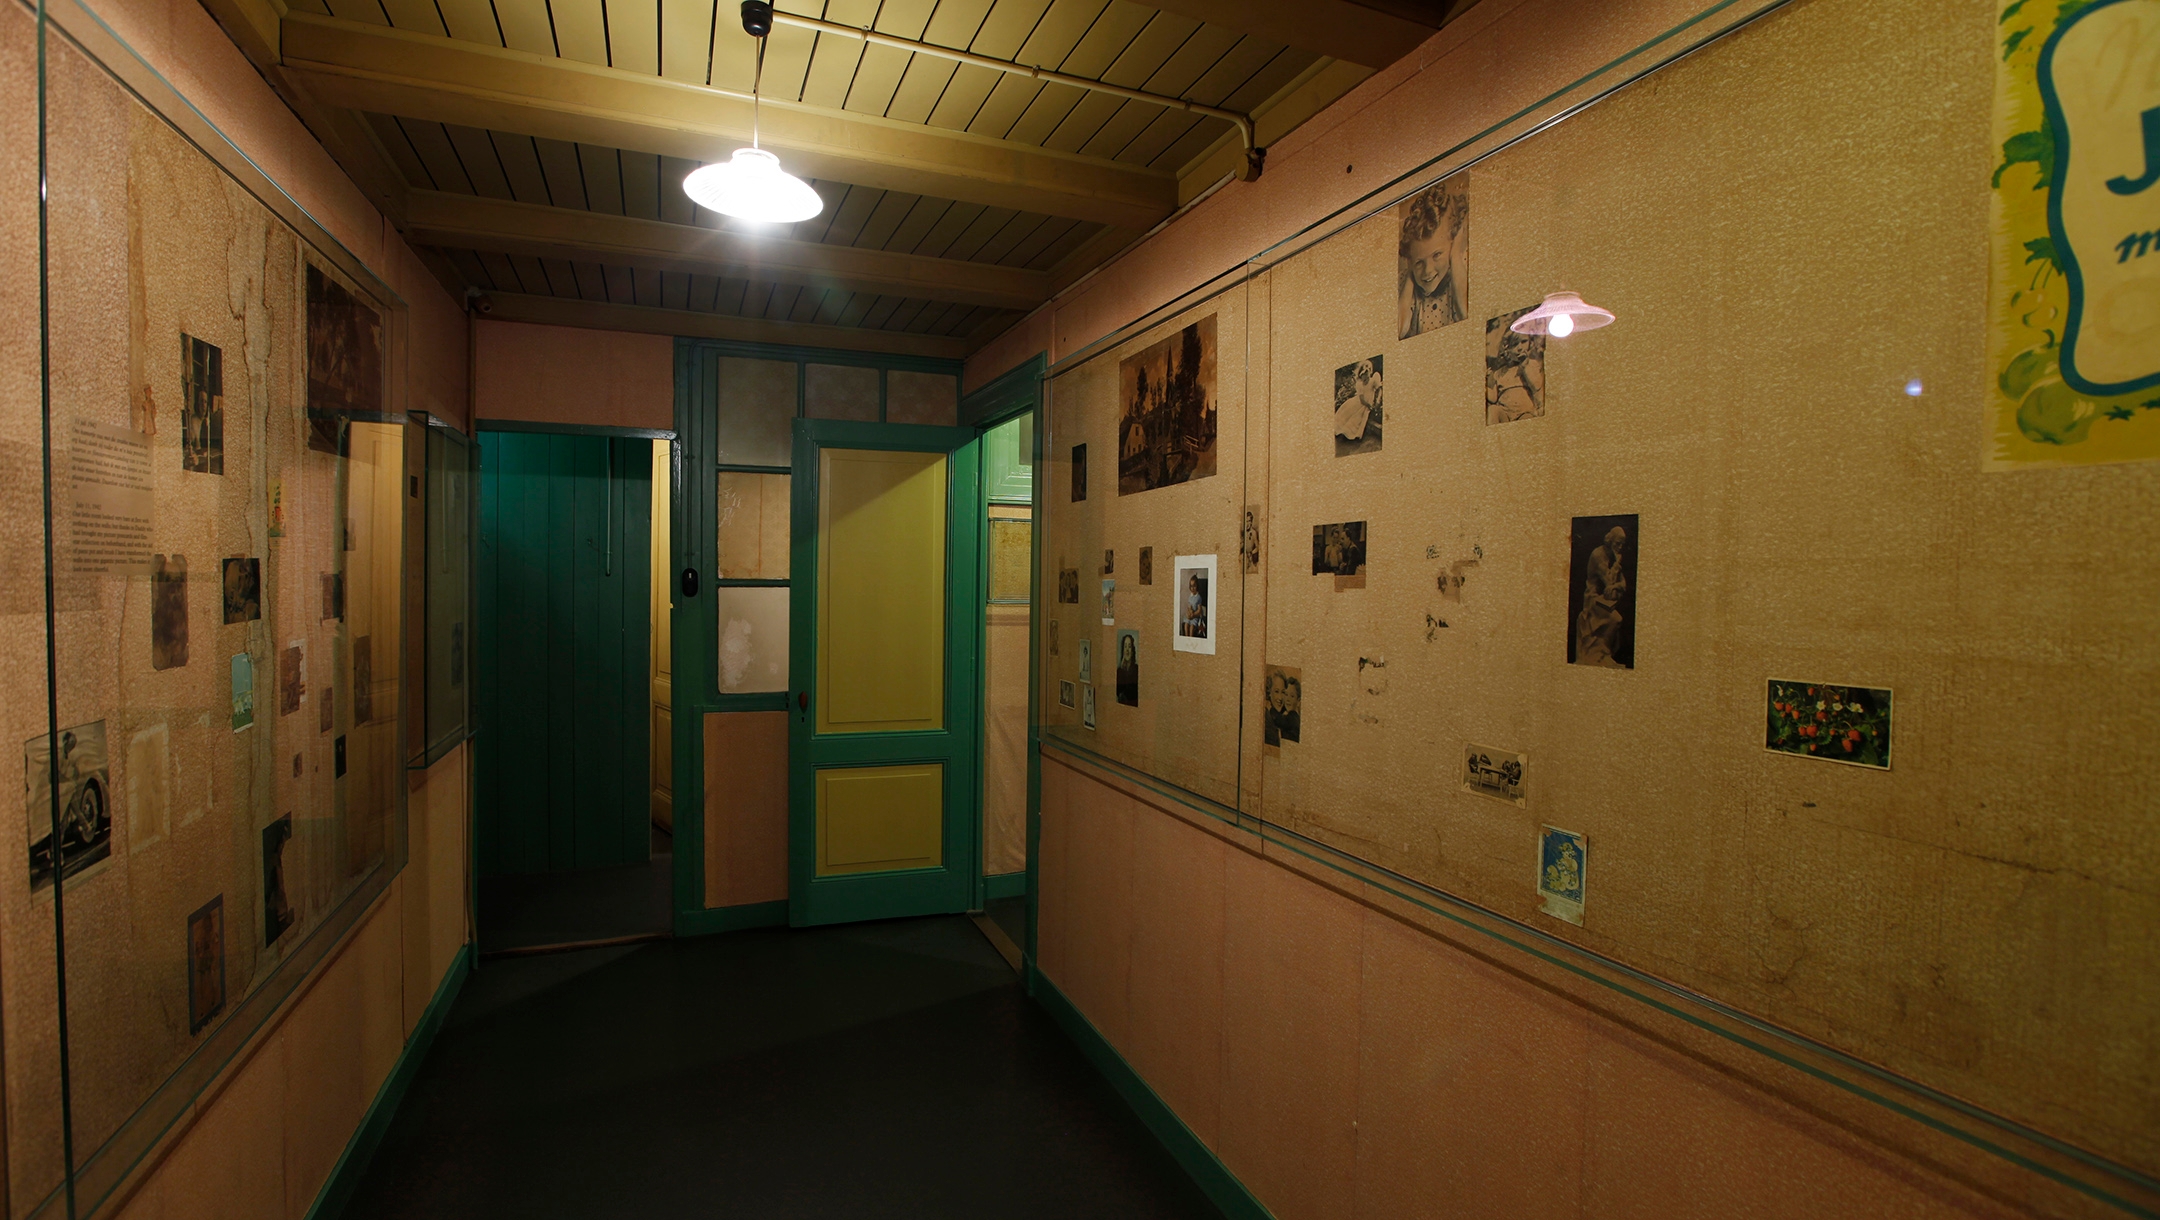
top-left (1171, 554), bottom-right (1217, 655)
top-left (1058, 679), bottom-right (1075, 709)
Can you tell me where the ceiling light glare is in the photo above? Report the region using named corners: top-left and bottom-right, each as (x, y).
top-left (1510, 291), bottom-right (1615, 337)
top-left (683, 148), bottom-right (824, 225)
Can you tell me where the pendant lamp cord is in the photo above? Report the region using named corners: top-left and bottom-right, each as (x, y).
top-left (753, 35), bottom-right (765, 149)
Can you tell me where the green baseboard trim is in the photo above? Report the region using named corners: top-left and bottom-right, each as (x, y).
top-left (983, 871), bottom-right (1027, 900)
top-left (1027, 963), bottom-right (1272, 1220)
top-left (306, 943), bottom-right (473, 1220)
top-left (674, 899), bottom-right (789, 936)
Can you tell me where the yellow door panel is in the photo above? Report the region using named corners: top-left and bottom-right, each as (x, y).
top-left (815, 763), bottom-right (944, 876)
top-left (816, 449), bottom-right (946, 734)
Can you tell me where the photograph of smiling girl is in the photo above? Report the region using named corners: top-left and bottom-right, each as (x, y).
top-left (1397, 176), bottom-right (1469, 339)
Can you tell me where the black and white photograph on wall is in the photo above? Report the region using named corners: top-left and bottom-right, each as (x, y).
top-left (25, 720), bottom-right (112, 892)
top-left (1334, 356), bottom-right (1384, 456)
top-left (1263, 665), bottom-right (1301, 749)
top-left (1058, 567), bottom-right (1080, 604)
top-left (1081, 683), bottom-right (1097, 730)
top-left (152, 553), bottom-right (189, 670)
top-left (306, 265), bottom-right (382, 455)
top-left (1138, 547), bottom-right (1153, 585)
top-left (181, 333), bottom-right (224, 474)
top-left (262, 814), bottom-right (294, 945)
top-left (352, 635), bottom-right (373, 723)
top-left (222, 557), bottom-right (260, 624)
top-left (1172, 554), bottom-right (1217, 655)
top-left (187, 894), bottom-right (226, 1033)
top-left (1312, 522), bottom-right (1368, 589)
top-left (1101, 579), bottom-right (1116, 626)
top-left (320, 571), bottom-right (344, 621)
top-left (1118, 315), bottom-right (1218, 495)
top-left (1567, 514), bottom-right (1638, 669)
top-left (1115, 628), bottom-right (1140, 707)
top-left (280, 641), bottom-right (307, 714)
top-left (1103, 549), bottom-right (1114, 575)
top-left (1059, 679), bottom-right (1075, 709)
top-left (1397, 175), bottom-right (1468, 339)
top-left (1078, 637), bottom-right (1093, 683)
top-left (1070, 443), bottom-right (1088, 501)
top-left (1486, 306), bottom-right (1547, 424)
top-left (1242, 507), bottom-right (1260, 572)
top-left (1463, 743), bottom-right (1526, 806)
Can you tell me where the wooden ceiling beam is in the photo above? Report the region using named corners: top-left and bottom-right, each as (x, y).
top-left (474, 291), bottom-right (973, 360)
top-left (278, 12), bottom-right (1178, 230)
top-left (404, 190), bottom-right (1051, 311)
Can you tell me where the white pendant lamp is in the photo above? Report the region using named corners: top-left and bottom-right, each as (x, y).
top-left (1510, 291), bottom-right (1615, 338)
top-left (683, 2), bottom-right (824, 225)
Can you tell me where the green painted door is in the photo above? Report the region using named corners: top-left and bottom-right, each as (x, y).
top-left (477, 430), bottom-right (653, 875)
top-left (788, 419), bottom-right (981, 925)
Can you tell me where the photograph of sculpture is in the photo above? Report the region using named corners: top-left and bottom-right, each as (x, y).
top-left (1101, 579), bottom-right (1116, 625)
top-left (1117, 315), bottom-right (1218, 495)
top-left (1070, 443), bottom-right (1088, 502)
top-left (306, 265), bottom-right (382, 455)
top-left (1139, 547), bottom-right (1153, 585)
top-left (1397, 175), bottom-right (1469, 339)
top-left (263, 814), bottom-right (295, 946)
top-left (222, 557), bottom-right (260, 623)
top-left (1081, 683), bottom-right (1097, 730)
top-left (1538, 825), bottom-right (1587, 926)
top-left (1486, 306), bottom-right (1547, 424)
top-left (1567, 515), bottom-right (1637, 668)
top-left (1334, 356), bottom-right (1384, 456)
top-left (1058, 567), bottom-right (1079, 604)
top-left (1059, 680), bottom-right (1075, 709)
top-left (153, 553), bottom-right (190, 670)
top-left (1312, 521), bottom-right (1368, 589)
top-left (1173, 554), bottom-right (1217, 655)
top-left (231, 652), bottom-right (255, 731)
top-left (25, 720), bottom-right (112, 893)
top-left (280, 641), bottom-right (307, 714)
top-left (1463, 744), bottom-right (1526, 806)
top-left (1114, 629), bottom-right (1140, 707)
top-left (181, 333), bottom-right (224, 474)
top-left (1766, 680), bottom-right (1892, 769)
top-left (187, 894), bottom-right (226, 1034)
top-left (1263, 665), bottom-right (1301, 748)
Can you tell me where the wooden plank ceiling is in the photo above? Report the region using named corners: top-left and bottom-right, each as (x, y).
top-left (232, 0), bottom-right (1461, 354)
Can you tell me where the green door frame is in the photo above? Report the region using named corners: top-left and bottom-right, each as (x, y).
top-left (960, 358), bottom-right (1045, 917)
top-left (786, 418), bottom-right (983, 925)
top-left (669, 338), bottom-right (970, 936)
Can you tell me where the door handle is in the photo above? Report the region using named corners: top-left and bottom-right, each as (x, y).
top-left (680, 566), bottom-right (699, 597)
top-left (797, 691), bottom-right (808, 712)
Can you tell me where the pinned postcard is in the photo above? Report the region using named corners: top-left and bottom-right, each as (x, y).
top-left (1537, 825), bottom-right (1587, 926)
top-left (1462, 744), bottom-right (1525, 806)
top-left (1172, 554), bottom-right (1216, 654)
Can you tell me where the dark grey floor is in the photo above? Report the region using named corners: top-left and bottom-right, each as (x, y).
top-left (475, 824), bottom-right (673, 954)
top-left (343, 916), bottom-right (1220, 1220)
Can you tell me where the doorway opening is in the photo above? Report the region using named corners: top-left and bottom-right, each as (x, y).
top-left (978, 410), bottom-right (1033, 964)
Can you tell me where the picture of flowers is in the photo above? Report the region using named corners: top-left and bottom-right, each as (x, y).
top-left (1765, 680), bottom-right (1891, 770)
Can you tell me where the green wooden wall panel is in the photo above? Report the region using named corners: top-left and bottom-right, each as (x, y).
top-left (477, 431), bottom-right (654, 876)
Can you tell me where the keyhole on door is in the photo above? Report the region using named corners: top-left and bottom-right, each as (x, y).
top-left (797, 691), bottom-right (808, 712)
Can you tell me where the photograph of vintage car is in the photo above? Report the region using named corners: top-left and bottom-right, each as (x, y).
top-left (25, 720), bottom-right (113, 891)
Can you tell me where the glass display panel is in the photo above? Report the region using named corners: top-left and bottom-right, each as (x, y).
top-left (421, 424), bottom-right (473, 762)
top-left (714, 586), bottom-right (790, 694)
top-left (715, 471), bottom-right (790, 579)
top-left (714, 357), bottom-right (797, 467)
top-left (13, 11), bottom-right (408, 1214)
top-left (806, 363), bottom-right (879, 421)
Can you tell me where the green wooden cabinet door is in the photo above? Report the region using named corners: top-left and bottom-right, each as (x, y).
top-left (477, 430), bottom-right (653, 875)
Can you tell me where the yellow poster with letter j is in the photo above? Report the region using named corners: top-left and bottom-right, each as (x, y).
top-left (1989, 0), bottom-right (2160, 468)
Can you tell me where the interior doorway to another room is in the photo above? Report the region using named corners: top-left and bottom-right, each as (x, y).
top-left (978, 411), bottom-right (1033, 963)
top-left (474, 426), bottom-right (668, 954)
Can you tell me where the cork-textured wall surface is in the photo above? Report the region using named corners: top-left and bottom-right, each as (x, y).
top-left (2, 10), bottom-right (412, 1210)
top-left (1041, 0), bottom-right (2157, 1175)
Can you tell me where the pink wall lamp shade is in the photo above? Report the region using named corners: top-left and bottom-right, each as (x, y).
top-left (1510, 291), bottom-right (1615, 338)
